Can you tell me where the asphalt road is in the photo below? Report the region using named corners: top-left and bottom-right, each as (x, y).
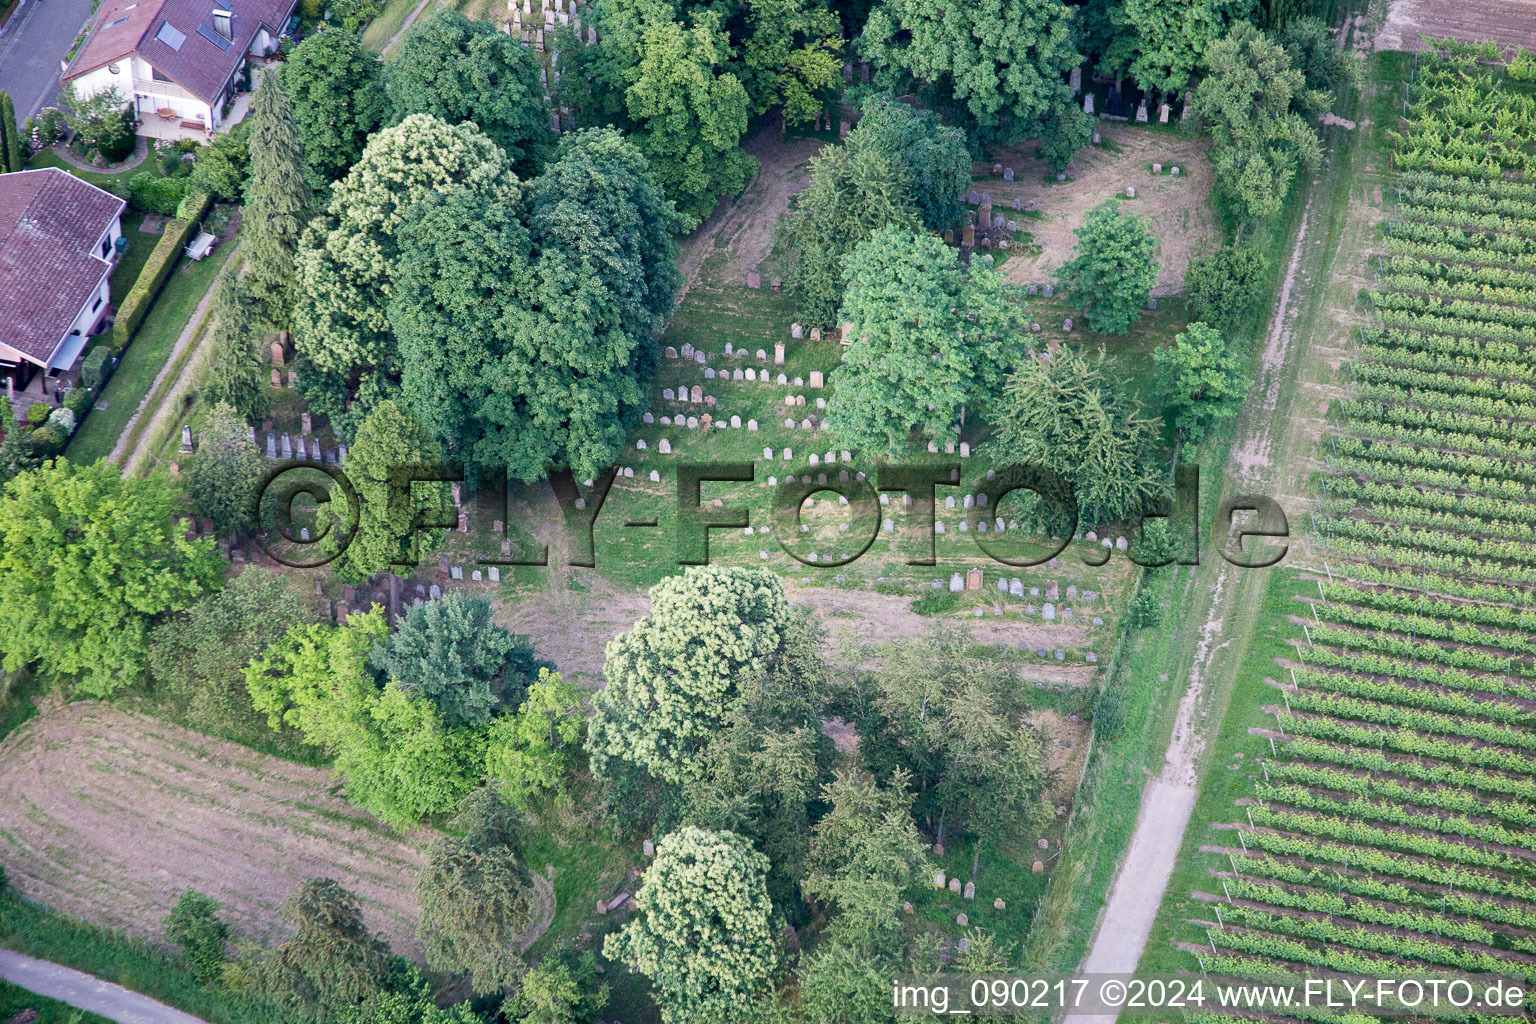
top-left (0, 950), bottom-right (212, 1024)
top-left (0, 0), bottom-right (98, 126)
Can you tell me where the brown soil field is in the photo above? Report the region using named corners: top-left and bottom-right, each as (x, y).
top-left (1376, 0), bottom-right (1536, 52)
top-left (0, 701), bottom-right (432, 954)
top-left (983, 122), bottom-right (1219, 296)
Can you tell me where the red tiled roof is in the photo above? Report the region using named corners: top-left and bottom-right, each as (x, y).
top-left (65, 0), bottom-right (297, 105)
top-left (0, 170), bottom-right (124, 367)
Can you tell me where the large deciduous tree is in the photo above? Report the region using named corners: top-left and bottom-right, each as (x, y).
top-left (283, 29), bottom-right (387, 191)
top-left (1081, 0), bottom-right (1253, 98)
top-left (416, 788), bottom-right (536, 995)
top-left (986, 344), bottom-right (1165, 526)
top-left (1055, 200), bottom-right (1161, 335)
top-left (1183, 242), bottom-right (1270, 338)
top-left (585, 567), bottom-right (795, 787)
top-left (186, 401), bottom-right (264, 535)
top-left (243, 67), bottom-right (313, 323)
top-left (859, 0), bottom-right (1081, 144)
top-left (372, 592), bottom-right (545, 728)
top-left (604, 827), bottom-right (778, 1024)
top-left (1154, 321), bottom-right (1250, 442)
top-left (387, 11), bottom-right (553, 175)
top-left (484, 669), bottom-right (588, 810)
top-left (735, 0), bottom-right (844, 128)
top-left (0, 460), bottom-right (221, 696)
top-left (825, 227), bottom-right (1029, 457)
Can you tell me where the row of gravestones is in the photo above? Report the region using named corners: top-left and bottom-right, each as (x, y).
top-left (643, 412), bottom-right (760, 431)
top-left (266, 433), bottom-right (347, 464)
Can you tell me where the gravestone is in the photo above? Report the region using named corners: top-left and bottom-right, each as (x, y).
top-left (1003, 167), bottom-right (1014, 182)
top-left (471, 570), bottom-right (482, 582)
top-left (650, 470), bottom-right (661, 482)
top-left (1010, 578), bottom-right (1024, 596)
top-left (730, 415), bottom-right (741, 428)
top-left (965, 568), bottom-right (982, 590)
top-left (1083, 92), bottom-right (1094, 114)
top-left (809, 371), bottom-right (823, 388)
top-left (636, 439), bottom-right (647, 450)
top-left (1042, 603), bottom-right (1055, 620)
top-left (734, 369), bottom-right (745, 381)
top-left (748, 419), bottom-right (758, 431)
top-left (695, 351), bottom-right (706, 365)
top-left (705, 367), bottom-right (715, 379)
top-left (691, 385), bottom-right (702, 403)
top-left (949, 573), bottom-right (963, 592)
top-left (1135, 101), bottom-right (1148, 123)
top-left (1158, 102), bottom-right (1170, 123)
top-left (747, 272), bottom-right (761, 289)
top-left (658, 438), bottom-right (671, 454)
top-left (746, 368), bottom-right (756, 381)
top-left (281, 434), bottom-right (292, 458)
top-left (774, 343), bottom-right (785, 365)
top-left (266, 435), bottom-right (277, 458)
top-left (1069, 66), bottom-right (1081, 94)
top-left (300, 412), bottom-right (311, 434)
top-left (681, 343), bottom-right (693, 358)
top-left (271, 368), bottom-right (283, 388)
top-left (771, 277), bottom-right (782, 291)
top-left (662, 388), bottom-right (674, 400)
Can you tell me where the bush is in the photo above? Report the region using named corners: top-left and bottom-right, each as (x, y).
top-left (1091, 683), bottom-right (1124, 739)
top-left (79, 346), bottom-right (110, 389)
top-left (26, 404), bottom-right (49, 427)
top-left (112, 195), bottom-right (208, 349)
top-left (128, 171), bottom-right (189, 215)
top-left (28, 426), bottom-right (61, 452)
top-left (64, 387), bottom-right (94, 420)
top-left (1513, 46), bottom-right (1536, 82)
top-left (1184, 243), bottom-right (1271, 338)
top-left (47, 407), bottom-right (76, 436)
top-left (176, 186), bottom-right (212, 221)
top-left (164, 889), bottom-right (230, 982)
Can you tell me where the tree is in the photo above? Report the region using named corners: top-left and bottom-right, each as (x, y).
top-left (1055, 200), bottom-right (1161, 335)
top-left (283, 29), bottom-right (387, 190)
top-left (477, 127), bottom-right (681, 481)
top-left (0, 92), bottom-right (21, 172)
top-left (1081, 0), bottom-right (1253, 97)
top-left (164, 889), bottom-right (229, 982)
top-left (292, 114), bottom-right (515, 387)
top-left (1281, 16), bottom-right (1362, 100)
top-left (501, 943), bottom-right (608, 1024)
top-left (0, 460), bottom-right (221, 696)
top-left (585, 567), bottom-right (796, 788)
top-left (149, 567), bottom-right (311, 740)
top-left (322, 400), bottom-right (448, 583)
top-left (604, 827), bottom-right (778, 1024)
top-left (339, 986), bottom-right (483, 1024)
top-left (1191, 22), bottom-right (1325, 222)
top-left (61, 84), bottom-right (134, 161)
top-left (485, 669), bottom-right (587, 809)
top-left (190, 122), bottom-right (251, 202)
top-left (825, 227), bottom-right (1029, 456)
top-left (373, 593), bottom-right (545, 728)
top-left (798, 939), bottom-right (898, 1024)
top-left (186, 402), bottom-right (264, 535)
top-left (252, 878), bottom-right (396, 1024)
top-left (202, 272), bottom-right (267, 422)
top-left (1184, 242), bottom-right (1270, 337)
top-left (1038, 100), bottom-right (1095, 176)
top-left (850, 93), bottom-right (970, 231)
top-left (387, 11), bottom-right (553, 175)
top-left (735, 0), bottom-right (844, 128)
top-left (1154, 321), bottom-right (1250, 441)
top-left (986, 344), bottom-right (1165, 526)
top-left (243, 68), bottom-right (314, 324)
top-left (246, 610), bottom-right (487, 827)
top-left (621, 4), bottom-right (757, 229)
top-left (417, 789), bottom-right (536, 995)
top-left (851, 632), bottom-right (1054, 852)
top-left (859, 0), bottom-right (1081, 144)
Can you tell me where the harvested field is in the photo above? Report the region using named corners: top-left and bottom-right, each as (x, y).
top-left (0, 701), bottom-right (432, 954)
top-left (1377, 0), bottom-right (1536, 52)
top-left (983, 123), bottom-right (1219, 295)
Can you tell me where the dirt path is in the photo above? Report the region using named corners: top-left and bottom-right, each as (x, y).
top-left (0, 700), bottom-right (431, 954)
top-left (110, 242), bottom-right (239, 473)
top-left (0, 951), bottom-right (209, 1024)
top-left (1072, 24), bottom-right (1379, 1006)
top-left (379, 0), bottom-right (437, 57)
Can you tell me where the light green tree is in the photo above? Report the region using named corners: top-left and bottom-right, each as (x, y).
top-left (283, 29), bottom-right (387, 190)
top-left (243, 67), bottom-right (313, 323)
top-left (0, 460), bottom-right (221, 696)
top-left (736, 0), bottom-right (844, 127)
top-left (500, 943), bottom-right (608, 1024)
top-left (1055, 200), bottom-right (1161, 335)
top-left (859, 0), bottom-right (1080, 143)
top-left (387, 11), bottom-right (553, 175)
top-left (186, 402), bottom-right (264, 535)
top-left (585, 567), bottom-right (794, 787)
top-left (825, 227), bottom-right (1029, 456)
top-left (416, 788), bottom-right (536, 995)
top-left (604, 827), bottom-right (778, 1024)
top-left (1154, 321), bottom-right (1250, 441)
top-left (485, 669), bottom-right (587, 809)
top-left (985, 344), bottom-right (1165, 526)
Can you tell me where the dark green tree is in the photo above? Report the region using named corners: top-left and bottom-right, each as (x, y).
top-left (201, 271), bottom-right (267, 422)
top-left (374, 593), bottom-right (544, 728)
top-left (252, 878), bottom-right (396, 1024)
top-left (735, 0), bottom-right (844, 127)
top-left (283, 29), bottom-right (387, 190)
top-left (1281, 15), bottom-right (1362, 99)
top-left (1184, 242), bottom-right (1270, 337)
top-left (186, 402), bottom-right (264, 535)
top-left (0, 92), bottom-right (21, 172)
top-left (416, 789), bottom-right (536, 995)
top-left (1081, 0), bottom-right (1253, 97)
top-left (849, 93), bottom-right (970, 230)
top-left (164, 889), bottom-right (230, 982)
top-left (859, 0), bottom-right (1081, 144)
top-left (190, 122), bottom-right (252, 202)
top-left (1054, 200), bottom-right (1161, 335)
top-left (986, 344), bottom-right (1165, 525)
top-left (826, 227), bottom-right (1029, 456)
top-left (243, 68), bottom-right (314, 324)
top-left (386, 11), bottom-right (553, 175)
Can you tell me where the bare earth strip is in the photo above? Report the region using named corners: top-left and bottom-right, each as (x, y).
top-left (1377, 0), bottom-right (1536, 53)
top-left (0, 701), bottom-right (432, 954)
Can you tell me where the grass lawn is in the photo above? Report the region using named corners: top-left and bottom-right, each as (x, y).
top-left (107, 211), bottom-right (158, 297)
top-left (66, 241), bottom-right (235, 465)
top-left (0, 979), bottom-right (112, 1024)
top-left (26, 147), bottom-right (163, 192)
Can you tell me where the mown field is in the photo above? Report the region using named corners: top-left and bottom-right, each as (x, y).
top-left (1165, 43), bottom-right (1536, 1010)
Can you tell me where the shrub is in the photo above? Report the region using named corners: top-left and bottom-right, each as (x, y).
top-left (164, 889), bottom-right (230, 982)
top-left (175, 186), bottom-right (211, 222)
top-left (26, 404), bottom-right (49, 427)
top-left (1511, 46), bottom-right (1536, 81)
top-left (64, 387), bottom-right (94, 420)
top-left (47, 407), bottom-right (76, 436)
top-left (79, 346), bottom-right (110, 389)
top-left (1185, 243), bottom-right (1271, 337)
top-left (128, 171), bottom-right (189, 215)
top-left (28, 426), bottom-right (61, 452)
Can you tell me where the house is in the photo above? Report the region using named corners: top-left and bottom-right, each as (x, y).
top-left (61, 0), bottom-right (297, 140)
top-left (0, 169), bottom-right (126, 399)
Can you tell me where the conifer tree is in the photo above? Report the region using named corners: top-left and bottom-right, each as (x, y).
top-left (243, 68), bottom-right (313, 324)
top-left (201, 269), bottom-right (267, 422)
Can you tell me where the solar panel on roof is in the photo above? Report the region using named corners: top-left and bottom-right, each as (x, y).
top-left (154, 20), bottom-right (185, 49)
top-left (196, 23), bottom-right (231, 50)
top-left (107, 15), bottom-right (130, 27)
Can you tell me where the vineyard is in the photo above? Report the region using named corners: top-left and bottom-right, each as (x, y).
top-left (1183, 41), bottom-right (1536, 1013)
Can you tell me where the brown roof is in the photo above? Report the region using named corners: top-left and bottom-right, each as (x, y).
top-left (65, 0), bottom-right (297, 105)
top-left (0, 170), bottom-right (124, 367)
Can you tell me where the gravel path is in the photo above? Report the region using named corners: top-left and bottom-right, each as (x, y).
top-left (0, 951), bottom-right (210, 1024)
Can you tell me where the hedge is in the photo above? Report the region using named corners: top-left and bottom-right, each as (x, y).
top-left (111, 192), bottom-right (211, 350)
top-left (127, 171), bottom-right (187, 215)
